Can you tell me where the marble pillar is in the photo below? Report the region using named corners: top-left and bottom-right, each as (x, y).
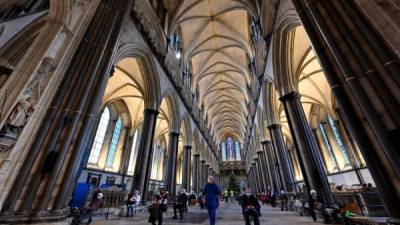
top-left (269, 124), bottom-right (296, 192)
top-left (164, 132), bottom-right (180, 196)
top-left (132, 109), bottom-right (159, 202)
top-left (280, 92), bottom-right (333, 206)
top-left (291, 0), bottom-right (400, 220)
top-left (0, 0), bottom-right (135, 222)
top-left (193, 154), bottom-right (200, 192)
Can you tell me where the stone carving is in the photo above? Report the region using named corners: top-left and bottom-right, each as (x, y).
top-left (0, 57), bottom-right (57, 145)
top-left (255, 38), bottom-right (267, 76)
top-left (164, 51), bottom-right (182, 87)
top-left (133, 0), bottom-right (167, 56)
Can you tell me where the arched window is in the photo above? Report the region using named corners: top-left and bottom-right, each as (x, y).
top-left (127, 130), bottom-right (139, 175)
top-left (227, 137), bottom-right (235, 161)
top-left (106, 116), bottom-right (122, 168)
top-left (88, 107), bottom-right (110, 164)
top-left (234, 141), bottom-right (241, 161)
top-left (221, 142), bottom-right (227, 161)
top-left (151, 143), bottom-right (165, 180)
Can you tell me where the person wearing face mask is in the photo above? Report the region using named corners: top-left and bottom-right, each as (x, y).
top-left (240, 188), bottom-right (261, 225)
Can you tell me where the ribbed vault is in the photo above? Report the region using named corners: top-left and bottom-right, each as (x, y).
top-left (167, 0), bottom-right (255, 146)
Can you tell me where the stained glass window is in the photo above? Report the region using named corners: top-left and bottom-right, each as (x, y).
top-left (328, 116), bottom-right (351, 166)
top-left (227, 137), bottom-right (234, 161)
top-left (106, 117), bottom-right (122, 168)
top-left (319, 123), bottom-right (338, 170)
top-left (88, 107), bottom-right (110, 164)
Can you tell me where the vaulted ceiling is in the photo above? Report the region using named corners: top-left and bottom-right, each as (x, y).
top-left (166, 0), bottom-right (255, 146)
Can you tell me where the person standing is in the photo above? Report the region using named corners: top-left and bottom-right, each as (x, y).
top-left (173, 189), bottom-right (188, 219)
top-left (204, 176), bottom-right (220, 225)
top-left (280, 190), bottom-right (288, 211)
top-left (240, 188), bottom-right (261, 225)
top-left (86, 192), bottom-right (103, 225)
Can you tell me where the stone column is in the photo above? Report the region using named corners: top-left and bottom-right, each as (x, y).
top-left (256, 151), bottom-right (267, 192)
top-left (291, 0), bottom-right (400, 220)
top-left (182, 146), bottom-right (191, 190)
top-left (0, 0), bottom-right (135, 219)
top-left (252, 162), bottom-right (260, 194)
top-left (248, 170), bottom-right (254, 190)
top-left (200, 160), bottom-right (206, 189)
top-left (280, 92), bottom-right (333, 206)
top-left (205, 164), bottom-right (210, 181)
top-left (132, 109), bottom-right (159, 201)
top-left (192, 154), bottom-right (200, 192)
top-left (260, 141), bottom-right (273, 190)
top-left (262, 141), bottom-right (280, 192)
top-left (165, 132), bottom-right (180, 197)
top-left (269, 124), bottom-right (296, 192)
top-left (120, 128), bottom-right (133, 181)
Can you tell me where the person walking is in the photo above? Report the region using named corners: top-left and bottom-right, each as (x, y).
top-left (240, 188), bottom-right (261, 225)
top-left (204, 176), bottom-right (220, 225)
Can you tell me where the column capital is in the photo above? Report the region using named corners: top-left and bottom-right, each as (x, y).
top-left (193, 153), bottom-right (200, 157)
top-left (268, 123), bottom-right (281, 130)
top-left (169, 131), bottom-right (180, 137)
top-left (279, 91), bottom-right (300, 102)
top-left (261, 140), bottom-right (272, 145)
top-left (144, 108), bottom-right (159, 116)
top-left (200, 160), bottom-right (206, 163)
top-left (183, 145), bottom-right (192, 150)
top-left (205, 164), bottom-right (210, 167)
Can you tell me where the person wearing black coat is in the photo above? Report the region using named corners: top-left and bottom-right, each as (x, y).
top-left (173, 189), bottom-right (188, 219)
top-left (240, 188), bottom-right (261, 225)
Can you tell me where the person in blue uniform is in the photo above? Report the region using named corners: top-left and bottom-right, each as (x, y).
top-left (204, 176), bottom-right (220, 225)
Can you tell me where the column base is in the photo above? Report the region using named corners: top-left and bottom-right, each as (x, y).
top-left (387, 217), bottom-right (400, 225)
top-left (0, 209), bottom-right (69, 224)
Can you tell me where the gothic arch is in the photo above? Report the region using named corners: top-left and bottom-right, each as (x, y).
top-left (180, 114), bottom-right (192, 147)
top-left (272, 12), bottom-right (301, 96)
top-left (116, 43), bottom-right (162, 111)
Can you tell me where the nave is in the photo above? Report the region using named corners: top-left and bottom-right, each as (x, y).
top-left (0, 0), bottom-right (399, 225)
top-left (91, 202), bottom-right (321, 225)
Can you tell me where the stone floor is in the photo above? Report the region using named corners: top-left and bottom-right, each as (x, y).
top-left (91, 202), bottom-right (324, 225)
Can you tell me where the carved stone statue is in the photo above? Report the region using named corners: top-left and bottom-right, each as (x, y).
top-left (1, 97), bottom-right (36, 139)
top-left (8, 97), bottom-right (35, 127)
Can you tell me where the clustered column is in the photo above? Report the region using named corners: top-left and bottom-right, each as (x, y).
top-left (0, 0), bottom-right (135, 220)
top-left (260, 141), bottom-right (273, 191)
top-left (200, 160), bottom-right (206, 189)
top-left (132, 109), bottom-right (159, 202)
top-left (192, 154), bottom-right (200, 193)
top-left (269, 124), bottom-right (296, 192)
top-left (182, 145), bottom-right (192, 190)
top-left (291, 0), bottom-right (400, 221)
top-left (280, 92), bottom-right (333, 206)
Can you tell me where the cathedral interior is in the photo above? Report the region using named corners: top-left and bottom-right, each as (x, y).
top-left (0, 0), bottom-right (399, 224)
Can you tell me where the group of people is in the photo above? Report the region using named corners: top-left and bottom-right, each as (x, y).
top-left (79, 178), bottom-right (323, 225)
top-left (146, 176), bottom-right (221, 225)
